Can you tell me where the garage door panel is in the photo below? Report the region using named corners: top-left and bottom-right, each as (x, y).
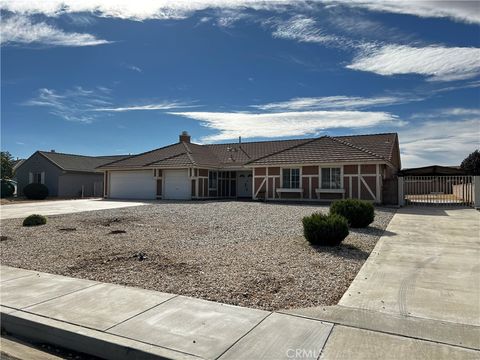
top-left (110, 171), bottom-right (156, 199)
top-left (164, 169), bottom-right (190, 200)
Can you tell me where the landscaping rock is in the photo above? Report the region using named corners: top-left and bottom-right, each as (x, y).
top-left (109, 230), bottom-right (126, 234)
top-left (0, 202), bottom-right (394, 311)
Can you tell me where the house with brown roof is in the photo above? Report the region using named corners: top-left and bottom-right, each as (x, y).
top-left (98, 131), bottom-right (401, 204)
top-left (15, 151), bottom-right (128, 198)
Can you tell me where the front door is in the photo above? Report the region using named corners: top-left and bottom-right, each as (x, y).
top-left (237, 171), bottom-right (252, 198)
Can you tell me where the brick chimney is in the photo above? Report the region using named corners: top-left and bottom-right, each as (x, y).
top-left (179, 131), bottom-right (191, 143)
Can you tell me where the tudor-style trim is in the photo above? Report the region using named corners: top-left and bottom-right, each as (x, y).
top-left (245, 160), bottom-right (389, 169)
top-left (254, 178), bottom-right (266, 198)
top-left (361, 176), bottom-right (376, 199)
top-left (376, 164), bottom-right (381, 202)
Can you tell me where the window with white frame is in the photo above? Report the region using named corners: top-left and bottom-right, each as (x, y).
top-left (282, 168), bottom-right (300, 189)
top-left (208, 171), bottom-right (218, 189)
top-left (34, 172), bottom-right (43, 184)
top-left (321, 168), bottom-right (341, 189)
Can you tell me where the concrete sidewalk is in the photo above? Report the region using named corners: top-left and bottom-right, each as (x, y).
top-left (1, 264), bottom-right (478, 360)
top-left (0, 198), bottom-right (151, 220)
top-left (0, 266), bottom-right (333, 359)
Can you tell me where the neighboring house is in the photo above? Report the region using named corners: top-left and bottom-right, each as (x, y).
top-left (12, 158), bottom-right (26, 173)
top-left (98, 131), bottom-right (401, 204)
top-left (398, 165), bottom-right (466, 176)
top-left (16, 151), bottom-right (128, 198)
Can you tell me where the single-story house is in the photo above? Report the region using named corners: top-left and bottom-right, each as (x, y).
top-left (15, 151), bottom-right (128, 198)
top-left (98, 131), bottom-right (401, 204)
top-left (398, 165), bottom-right (466, 176)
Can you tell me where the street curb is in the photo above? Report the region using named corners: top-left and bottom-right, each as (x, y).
top-left (1, 310), bottom-right (201, 360)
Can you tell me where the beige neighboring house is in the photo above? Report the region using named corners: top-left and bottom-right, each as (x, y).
top-left (97, 131), bottom-right (401, 204)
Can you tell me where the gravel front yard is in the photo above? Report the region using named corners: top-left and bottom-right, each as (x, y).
top-left (0, 201), bottom-right (395, 311)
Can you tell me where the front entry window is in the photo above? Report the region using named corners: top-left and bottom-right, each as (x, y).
top-left (282, 168), bottom-right (300, 188)
top-left (321, 168), bottom-right (341, 189)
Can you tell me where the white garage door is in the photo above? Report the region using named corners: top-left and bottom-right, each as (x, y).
top-left (109, 170), bottom-right (156, 199)
top-left (164, 169), bottom-right (190, 200)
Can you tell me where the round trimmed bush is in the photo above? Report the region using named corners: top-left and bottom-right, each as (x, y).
top-left (23, 183), bottom-right (49, 200)
top-left (302, 213), bottom-right (349, 246)
top-left (1, 180), bottom-right (15, 198)
top-left (23, 214), bottom-right (47, 227)
top-left (330, 199), bottom-right (374, 228)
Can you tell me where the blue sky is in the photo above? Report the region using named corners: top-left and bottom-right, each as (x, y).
top-left (1, 1), bottom-right (479, 168)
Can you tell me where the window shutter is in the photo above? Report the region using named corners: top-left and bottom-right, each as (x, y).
top-left (29, 172), bottom-right (33, 184)
top-left (41, 172), bottom-right (45, 184)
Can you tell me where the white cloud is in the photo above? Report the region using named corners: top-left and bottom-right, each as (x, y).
top-left (169, 110), bottom-right (398, 141)
top-left (439, 108), bottom-right (480, 117)
top-left (332, 0), bottom-right (480, 25)
top-left (95, 102), bottom-right (193, 112)
top-left (125, 64), bottom-right (142, 73)
top-left (24, 86), bottom-right (113, 123)
top-left (347, 45), bottom-right (480, 81)
top-left (0, 0), bottom-right (293, 21)
top-left (253, 95), bottom-right (412, 111)
top-left (272, 15), bottom-right (338, 44)
top-left (410, 107), bottom-right (480, 120)
top-left (399, 119), bottom-right (479, 168)
top-left (6, 0), bottom-right (477, 24)
top-left (24, 86), bottom-right (195, 120)
top-left (0, 15), bottom-right (110, 47)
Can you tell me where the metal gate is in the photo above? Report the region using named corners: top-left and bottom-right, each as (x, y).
top-left (402, 176), bottom-right (474, 206)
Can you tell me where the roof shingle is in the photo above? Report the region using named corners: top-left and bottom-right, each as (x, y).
top-left (98, 133), bottom-right (398, 169)
top-left (39, 151), bottom-right (128, 173)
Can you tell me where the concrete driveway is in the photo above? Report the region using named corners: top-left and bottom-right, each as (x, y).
top-left (0, 199), bottom-right (151, 220)
top-left (340, 206), bottom-right (480, 326)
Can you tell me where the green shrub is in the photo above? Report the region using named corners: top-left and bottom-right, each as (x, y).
top-left (1, 180), bottom-right (15, 198)
top-left (330, 199), bottom-right (374, 228)
top-left (302, 213), bottom-right (349, 246)
top-left (23, 214), bottom-right (47, 227)
top-left (23, 183), bottom-right (49, 200)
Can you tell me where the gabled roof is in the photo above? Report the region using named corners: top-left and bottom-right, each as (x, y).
top-left (99, 142), bottom-right (222, 169)
top-left (36, 151), bottom-right (128, 173)
top-left (335, 133), bottom-right (398, 163)
top-left (245, 136), bottom-right (389, 165)
top-left (98, 133), bottom-right (399, 170)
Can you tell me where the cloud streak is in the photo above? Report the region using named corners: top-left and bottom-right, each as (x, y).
top-left (125, 64), bottom-right (142, 73)
top-left (272, 15), bottom-right (339, 44)
top-left (170, 110), bottom-right (398, 141)
top-left (332, 0), bottom-right (480, 25)
top-left (24, 87), bottom-right (113, 123)
top-left (253, 95), bottom-right (415, 111)
top-left (0, 0), bottom-right (293, 21)
top-left (0, 15), bottom-right (110, 47)
top-left (347, 45), bottom-right (480, 81)
top-left (95, 102), bottom-right (193, 112)
top-left (4, 1), bottom-right (478, 24)
top-left (24, 86), bottom-right (196, 121)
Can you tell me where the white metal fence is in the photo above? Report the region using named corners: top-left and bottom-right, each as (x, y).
top-left (401, 176), bottom-right (475, 206)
